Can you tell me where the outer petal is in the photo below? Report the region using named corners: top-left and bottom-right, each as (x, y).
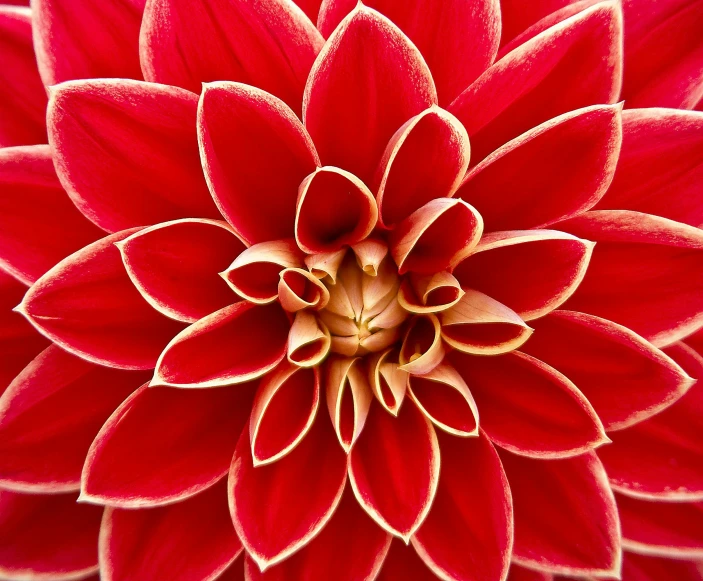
top-left (455, 104), bottom-right (622, 231)
top-left (198, 82), bottom-right (320, 245)
top-left (82, 381), bottom-right (254, 507)
top-left (449, 350), bottom-right (608, 458)
top-left (229, 407), bottom-right (347, 570)
top-left (499, 0), bottom-right (577, 46)
top-left (140, 0), bottom-right (323, 112)
top-left (294, 0), bottom-right (322, 22)
top-left (100, 480), bottom-right (242, 581)
top-left (0, 345), bottom-right (148, 493)
top-left (17, 230), bottom-right (185, 370)
top-left (500, 450), bottom-right (621, 577)
top-left (507, 563), bottom-right (553, 581)
top-left (412, 430), bottom-right (513, 581)
top-left (0, 490), bottom-right (102, 581)
top-left (303, 5), bottom-right (437, 185)
top-left (376, 540), bottom-right (444, 581)
top-left (620, 551), bottom-right (703, 581)
top-left (450, 0), bottom-right (622, 164)
top-left (558, 210), bottom-right (703, 346)
top-left (48, 79), bottom-right (220, 233)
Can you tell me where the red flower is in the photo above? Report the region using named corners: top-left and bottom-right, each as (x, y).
top-left (0, 0), bottom-right (702, 580)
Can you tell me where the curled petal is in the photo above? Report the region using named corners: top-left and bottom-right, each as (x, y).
top-left (278, 268), bottom-right (330, 313)
top-left (288, 311), bottom-right (331, 368)
top-left (367, 349), bottom-right (407, 416)
top-left (399, 314), bottom-right (445, 375)
top-left (351, 238), bottom-right (388, 277)
top-left (305, 249), bottom-right (346, 283)
top-left (398, 271), bottom-right (464, 314)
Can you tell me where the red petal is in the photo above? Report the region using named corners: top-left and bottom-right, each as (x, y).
top-left (294, 0), bottom-right (322, 23)
top-left (499, 0), bottom-right (576, 47)
top-left (621, 551), bottom-right (703, 581)
top-left (18, 230), bottom-right (185, 370)
top-left (348, 399), bottom-right (440, 541)
top-left (287, 310), bottom-right (332, 368)
top-left (413, 430), bottom-right (512, 581)
top-left (507, 563), bottom-right (553, 581)
top-left (82, 381), bottom-right (254, 507)
top-left (198, 83), bottom-right (319, 245)
top-left (521, 310), bottom-right (693, 430)
top-left (0, 345), bottom-right (148, 493)
top-left (559, 210), bottom-right (703, 346)
top-left (500, 450), bottom-right (621, 577)
top-left (140, 0), bottom-right (323, 112)
top-left (153, 302), bottom-right (289, 388)
top-left (303, 5), bottom-right (437, 185)
top-left (399, 314), bottom-right (445, 375)
top-left (456, 104), bottom-right (622, 231)
top-left (216, 557), bottom-right (245, 581)
top-left (449, 350), bottom-right (608, 458)
top-left (376, 540), bottom-right (442, 581)
top-left (450, 0), bottom-right (622, 164)
top-left (48, 79), bottom-right (220, 233)
top-left (229, 406), bottom-right (347, 569)
top-left (0, 490), bottom-right (102, 580)
top-left (101, 480), bottom-right (242, 581)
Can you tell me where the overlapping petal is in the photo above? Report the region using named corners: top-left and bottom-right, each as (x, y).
top-left (620, 551), bottom-right (703, 581)
top-left (376, 540), bottom-right (442, 580)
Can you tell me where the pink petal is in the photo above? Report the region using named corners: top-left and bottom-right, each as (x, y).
top-left (48, 79), bottom-right (220, 233)
top-left (198, 83), bottom-right (320, 245)
top-left (399, 314), bottom-right (445, 375)
top-left (278, 268), bottom-right (330, 312)
top-left (500, 450), bottom-right (621, 577)
top-left (82, 381), bottom-right (254, 507)
top-left (521, 310), bottom-right (694, 430)
top-left (18, 230), bottom-right (185, 370)
top-left (499, 0), bottom-right (577, 47)
top-left (620, 551), bottom-right (703, 581)
top-left (140, 0), bottom-right (323, 112)
top-left (229, 406), bottom-right (347, 569)
top-left (0, 489), bottom-right (102, 580)
top-left (348, 399), bottom-right (440, 541)
top-left (101, 480), bottom-right (242, 581)
top-left (287, 310), bottom-right (332, 368)
top-left (450, 0), bottom-right (622, 164)
top-left (118, 219), bottom-right (244, 323)
top-left (303, 5), bottom-right (437, 185)
top-left (376, 540), bottom-right (443, 580)
top-left (0, 345), bottom-right (148, 493)
top-left (449, 350), bottom-right (608, 458)
top-left (397, 271), bottom-right (464, 315)
top-left (507, 563), bottom-right (553, 581)
top-left (456, 104), bottom-right (622, 231)
top-left (153, 302), bottom-right (289, 388)
top-left (558, 210), bottom-right (703, 346)
top-left (453, 230), bottom-right (594, 321)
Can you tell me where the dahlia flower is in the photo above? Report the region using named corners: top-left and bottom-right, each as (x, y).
top-left (0, 0), bottom-right (702, 579)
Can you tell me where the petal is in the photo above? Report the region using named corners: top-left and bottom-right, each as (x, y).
top-left (397, 271), bottom-right (464, 315)
top-left (453, 230), bottom-right (594, 321)
top-left (287, 310), bottom-right (332, 368)
top-left (18, 230), bottom-right (185, 370)
top-left (399, 314), bottom-right (445, 375)
top-left (558, 210), bottom-right (703, 346)
top-left (413, 430), bottom-right (512, 581)
top-left (507, 563), bottom-right (553, 581)
top-left (455, 104), bottom-right (623, 231)
top-left (348, 399), bottom-right (440, 541)
top-left (100, 481), bottom-right (242, 581)
top-left (449, 350), bottom-right (608, 458)
top-left (48, 79), bottom-right (220, 233)
top-left (450, 0), bottom-right (622, 164)
top-left (521, 310), bottom-right (694, 430)
top-left (303, 5), bottom-right (437, 185)
top-left (153, 302), bottom-right (289, 388)
top-left (294, 0), bottom-right (322, 22)
top-left (500, 450), bottom-right (621, 577)
top-left (0, 489), bottom-right (102, 580)
top-left (0, 145), bottom-right (103, 285)
top-left (367, 349), bottom-right (408, 416)
top-left (82, 381), bottom-right (254, 507)
top-left (325, 356), bottom-right (372, 452)
top-left (620, 551), bottom-right (703, 581)
top-left (118, 219), bottom-right (244, 323)
top-left (304, 248), bottom-right (347, 283)
top-left (0, 345), bottom-right (148, 493)
top-left (499, 0), bottom-right (577, 46)
top-left (376, 540), bottom-right (443, 581)
top-left (229, 406), bottom-right (347, 569)
top-left (278, 268), bottom-right (330, 312)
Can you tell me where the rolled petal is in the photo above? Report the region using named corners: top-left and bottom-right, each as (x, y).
top-left (500, 450), bottom-right (621, 577)
top-left (390, 198), bottom-right (483, 275)
top-left (229, 407), bottom-right (347, 569)
top-left (449, 350), bottom-right (608, 458)
top-left (154, 302), bottom-right (289, 388)
top-left (348, 399), bottom-right (440, 541)
top-left (278, 268), bottom-right (330, 312)
top-left (376, 540), bottom-right (442, 580)
top-left (0, 490), bottom-right (102, 580)
top-left (399, 314), bottom-right (445, 375)
top-left (18, 230), bottom-right (185, 370)
top-left (367, 349), bottom-right (407, 416)
top-left (198, 83), bottom-right (320, 245)
top-left (449, 0), bottom-right (622, 164)
top-left (453, 230), bottom-right (594, 321)
top-left (141, 0), bottom-right (323, 112)
top-left (82, 381), bottom-right (254, 507)
top-left (507, 563), bottom-right (553, 581)
top-left (0, 345), bottom-right (148, 493)
top-left (305, 248), bottom-right (347, 283)
top-left (455, 104), bottom-right (623, 231)
top-left (303, 5), bottom-right (437, 185)
top-left (287, 311), bottom-right (331, 367)
top-left (558, 210), bottom-right (703, 346)
top-left (521, 310), bottom-right (694, 430)
top-left (398, 271), bottom-right (464, 314)
top-left (374, 107), bottom-right (470, 229)
top-left (100, 480), bottom-right (241, 581)
top-left (295, 167), bottom-right (378, 254)
top-left (620, 551), bottom-right (703, 581)
top-left (413, 430), bottom-right (512, 581)
top-left (325, 356), bottom-right (372, 452)
top-left (250, 363), bottom-right (319, 466)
